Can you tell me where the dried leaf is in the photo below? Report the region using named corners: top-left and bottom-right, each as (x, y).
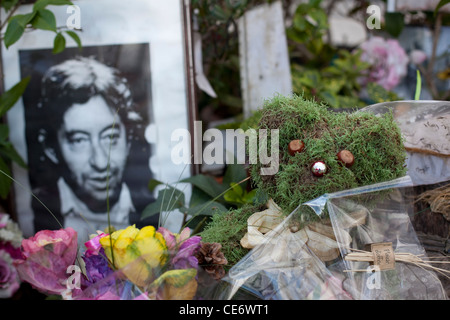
top-left (241, 199), bottom-right (284, 249)
top-left (304, 226), bottom-right (341, 262)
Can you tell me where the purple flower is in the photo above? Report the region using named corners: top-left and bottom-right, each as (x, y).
top-left (172, 235), bottom-right (202, 270)
top-left (81, 248), bottom-right (113, 286)
top-left (70, 248), bottom-right (120, 300)
top-left (0, 250), bottom-right (20, 298)
top-left (157, 227), bottom-right (202, 270)
top-left (358, 36), bottom-right (409, 91)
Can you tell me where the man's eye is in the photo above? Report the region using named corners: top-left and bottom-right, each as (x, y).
top-left (68, 136), bottom-right (89, 145)
top-left (101, 132), bottom-right (121, 146)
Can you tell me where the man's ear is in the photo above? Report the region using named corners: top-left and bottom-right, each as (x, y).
top-left (38, 130), bottom-right (59, 164)
top-left (43, 147), bottom-right (59, 164)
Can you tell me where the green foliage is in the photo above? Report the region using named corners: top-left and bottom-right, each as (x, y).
top-left (365, 82), bottom-right (402, 104)
top-left (191, 0), bottom-right (274, 120)
top-left (200, 94), bottom-right (408, 268)
top-left (435, 0), bottom-right (450, 16)
top-left (0, 76), bottom-right (30, 198)
top-left (141, 164), bottom-right (255, 232)
top-left (223, 182), bottom-right (257, 206)
top-left (291, 50), bottom-right (372, 108)
top-left (415, 70), bottom-right (422, 100)
top-left (199, 203), bottom-right (265, 270)
top-left (286, 0), bottom-right (332, 66)
top-left (1, 0), bottom-right (20, 11)
top-left (384, 12), bottom-right (404, 38)
top-left (287, 1), bottom-right (368, 108)
top-left (3, 0), bottom-right (81, 52)
top-left (0, 76), bottom-right (30, 118)
top-left (287, 0), bottom-right (406, 108)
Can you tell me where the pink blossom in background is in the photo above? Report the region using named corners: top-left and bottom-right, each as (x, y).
top-left (409, 50), bottom-right (427, 65)
top-left (358, 36), bottom-right (409, 91)
top-left (13, 227), bottom-right (78, 295)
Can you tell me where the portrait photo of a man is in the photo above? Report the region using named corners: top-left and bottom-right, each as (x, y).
top-left (18, 43), bottom-right (157, 241)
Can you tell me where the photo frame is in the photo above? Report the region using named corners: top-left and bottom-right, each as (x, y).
top-left (1, 0), bottom-right (197, 239)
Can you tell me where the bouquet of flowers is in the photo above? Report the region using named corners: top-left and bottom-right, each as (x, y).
top-left (0, 213), bottom-right (23, 298)
top-left (11, 223), bottom-right (227, 300)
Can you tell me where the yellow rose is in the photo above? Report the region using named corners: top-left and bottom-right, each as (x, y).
top-left (100, 225), bottom-right (168, 287)
top-left (149, 268), bottom-right (198, 300)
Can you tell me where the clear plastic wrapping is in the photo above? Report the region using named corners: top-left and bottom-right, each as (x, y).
top-left (360, 100), bottom-right (450, 185)
top-left (220, 176), bottom-right (448, 300)
top-left (326, 178), bottom-right (447, 300)
top-left (219, 214), bottom-right (353, 300)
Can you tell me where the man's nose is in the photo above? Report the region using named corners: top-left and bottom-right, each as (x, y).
top-left (89, 143), bottom-right (109, 171)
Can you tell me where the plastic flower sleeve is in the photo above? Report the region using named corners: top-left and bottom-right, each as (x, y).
top-left (360, 100), bottom-right (450, 185)
top-left (324, 177), bottom-right (448, 300)
top-left (217, 176), bottom-right (448, 300)
top-left (70, 249), bottom-right (202, 300)
top-left (71, 267), bottom-right (149, 300)
top-left (218, 206), bottom-right (353, 300)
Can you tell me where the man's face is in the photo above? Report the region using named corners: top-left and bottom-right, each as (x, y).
top-left (57, 95), bottom-right (129, 209)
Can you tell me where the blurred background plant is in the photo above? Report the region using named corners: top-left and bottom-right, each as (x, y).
top-left (192, 0), bottom-right (273, 124)
top-left (141, 163), bottom-right (260, 234)
top-left (192, 0), bottom-right (449, 126)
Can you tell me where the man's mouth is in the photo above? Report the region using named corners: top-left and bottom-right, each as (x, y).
top-left (86, 175), bottom-right (117, 191)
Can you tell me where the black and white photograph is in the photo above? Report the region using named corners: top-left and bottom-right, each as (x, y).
top-left (2, 0), bottom-right (194, 239)
top-left (19, 44), bottom-right (156, 239)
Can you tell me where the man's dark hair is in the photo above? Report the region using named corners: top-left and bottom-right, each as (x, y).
top-left (38, 56), bottom-right (144, 149)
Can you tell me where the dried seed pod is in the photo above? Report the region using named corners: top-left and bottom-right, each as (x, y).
top-left (288, 140), bottom-right (305, 156)
top-left (337, 150), bottom-right (355, 168)
top-left (195, 242), bottom-right (228, 280)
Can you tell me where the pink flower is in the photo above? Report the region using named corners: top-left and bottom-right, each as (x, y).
top-left (158, 227), bottom-right (191, 251)
top-left (0, 250), bottom-right (20, 298)
top-left (157, 227), bottom-right (202, 270)
top-left (358, 36), bottom-right (409, 90)
top-left (84, 231), bottom-right (108, 257)
top-left (13, 227), bottom-right (78, 295)
top-left (409, 50), bottom-right (427, 65)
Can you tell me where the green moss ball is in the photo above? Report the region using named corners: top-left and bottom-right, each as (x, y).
top-left (249, 94), bottom-right (407, 216)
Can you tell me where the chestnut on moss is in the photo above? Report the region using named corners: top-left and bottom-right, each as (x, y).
top-left (288, 140), bottom-right (305, 156)
top-left (337, 150), bottom-right (355, 168)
